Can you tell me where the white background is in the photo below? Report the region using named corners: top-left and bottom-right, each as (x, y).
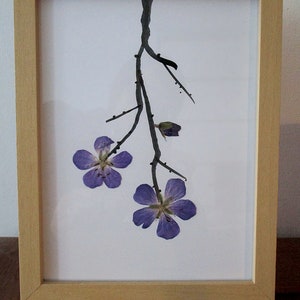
top-left (1, 0), bottom-right (300, 278)
top-left (39, 0), bottom-right (256, 281)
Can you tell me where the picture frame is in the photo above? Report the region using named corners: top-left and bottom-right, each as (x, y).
top-left (14, 0), bottom-right (282, 299)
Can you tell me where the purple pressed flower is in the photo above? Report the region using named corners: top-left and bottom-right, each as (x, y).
top-left (73, 136), bottom-right (132, 189)
top-left (133, 178), bottom-right (196, 239)
top-left (156, 122), bottom-right (181, 139)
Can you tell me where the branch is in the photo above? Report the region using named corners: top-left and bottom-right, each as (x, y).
top-left (140, 0), bottom-right (177, 70)
top-left (139, 70), bottom-right (162, 198)
top-left (106, 47), bottom-right (144, 158)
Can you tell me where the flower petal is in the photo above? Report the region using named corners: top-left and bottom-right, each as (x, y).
top-left (133, 184), bottom-right (158, 205)
top-left (73, 150), bottom-right (98, 170)
top-left (111, 151), bottom-right (133, 168)
top-left (157, 214), bottom-right (180, 239)
top-left (169, 200), bottom-right (197, 220)
top-left (133, 207), bottom-right (157, 229)
top-left (94, 136), bottom-right (114, 153)
top-left (83, 168), bottom-right (103, 188)
top-left (164, 178), bottom-right (186, 202)
top-left (103, 168), bottom-right (122, 188)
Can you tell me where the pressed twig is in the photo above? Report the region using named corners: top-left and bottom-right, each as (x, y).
top-left (107, 0), bottom-right (191, 195)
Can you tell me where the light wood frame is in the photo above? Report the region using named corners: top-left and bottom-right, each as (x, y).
top-left (14, 1), bottom-right (282, 299)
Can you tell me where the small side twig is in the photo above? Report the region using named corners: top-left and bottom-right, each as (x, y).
top-left (158, 160), bottom-right (187, 181)
top-left (106, 105), bottom-right (141, 123)
top-left (163, 63), bottom-right (195, 104)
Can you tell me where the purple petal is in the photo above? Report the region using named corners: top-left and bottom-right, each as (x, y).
top-left (157, 214), bottom-right (180, 240)
top-left (164, 178), bottom-right (186, 202)
top-left (111, 151), bottom-right (133, 168)
top-left (163, 128), bottom-right (180, 136)
top-left (94, 136), bottom-right (114, 153)
top-left (133, 207), bottom-right (157, 229)
top-left (162, 123), bottom-right (181, 137)
top-left (73, 150), bottom-right (98, 170)
top-left (133, 184), bottom-right (158, 205)
top-left (103, 168), bottom-right (122, 188)
top-left (169, 200), bottom-right (197, 220)
top-left (83, 168), bottom-right (103, 188)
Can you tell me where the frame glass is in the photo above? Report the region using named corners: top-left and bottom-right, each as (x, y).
top-left (15, 0), bottom-right (282, 299)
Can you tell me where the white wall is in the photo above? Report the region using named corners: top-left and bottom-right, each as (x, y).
top-left (0, 0), bottom-right (299, 237)
top-left (0, 0), bottom-right (18, 236)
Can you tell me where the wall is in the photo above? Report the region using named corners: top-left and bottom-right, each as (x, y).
top-left (0, 0), bottom-right (18, 236)
top-left (0, 0), bottom-right (299, 237)
top-left (277, 0), bottom-right (300, 237)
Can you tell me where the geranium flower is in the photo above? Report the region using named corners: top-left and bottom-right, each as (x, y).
top-left (133, 178), bottom-right (196, 239)
top-left (155, 121), bottom-right (181, 139)
top-left (73, 136), bottom-right (132, 189)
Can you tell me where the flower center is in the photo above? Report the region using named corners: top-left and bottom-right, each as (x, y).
top-left (99, 159), bottom-right (111, 170)
top-left (150, 199), bottom-right (173, 219)
top-left (98, 152), bottom-right (112, 170)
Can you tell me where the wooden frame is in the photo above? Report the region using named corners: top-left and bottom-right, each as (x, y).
top-left (14, 0), bottom-right (282, 299)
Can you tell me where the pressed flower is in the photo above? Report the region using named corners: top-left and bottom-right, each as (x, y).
top-left (133, 178), bottom-right (196, 239)
top-left (156, 121), bottom-right (181, 139)
top-left (73, 136), bottom-right (132, 189)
